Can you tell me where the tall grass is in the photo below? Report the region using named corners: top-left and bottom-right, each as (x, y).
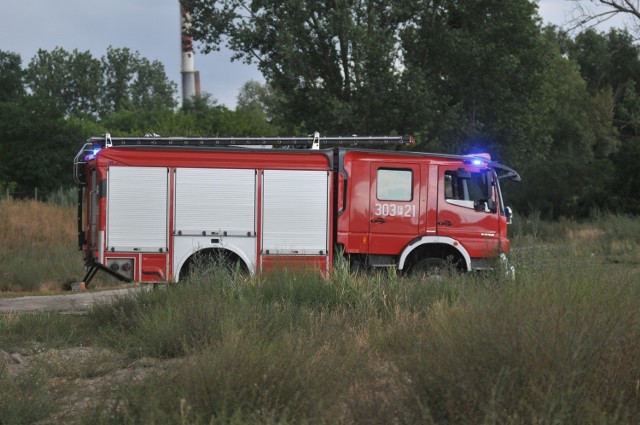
top-left (0, 198), bottom-right (82, 291)
top-left (46, 187), bottom-right (77, 208)
top-left (1, 207), bottom-right (640, 423)
top-left (79, 246), bottom-right (640, 424)
top-left (0, 198), bottom-right (76, 251)
top-left (380, 272), bottom-right (640, 424)
top-left (0, 312), bottom-right (93, 353)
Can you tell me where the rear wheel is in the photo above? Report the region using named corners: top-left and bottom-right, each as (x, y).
top-left (179, 249), bottom-right (246, 282)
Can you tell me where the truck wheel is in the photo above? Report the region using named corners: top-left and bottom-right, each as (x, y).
top-left (179, 250), bottom-right (246, 282)
top-left (410, 257), bottom-right (453, 280)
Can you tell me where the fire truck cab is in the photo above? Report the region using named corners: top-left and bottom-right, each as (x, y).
top-left (73, 133), bottom-right (520, 285)
top-left (338, 150), bottom-right (517, 274)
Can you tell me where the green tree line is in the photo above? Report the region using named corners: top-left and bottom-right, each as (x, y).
top-left (184, 0), bottom-right (640, 218)
top-left (1, 0), bottom-right (640, 218)
top-left (0, 46), bottom-right (278, 198)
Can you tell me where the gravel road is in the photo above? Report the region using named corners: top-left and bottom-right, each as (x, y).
top-left (0, 287), bottom-right (148, 314)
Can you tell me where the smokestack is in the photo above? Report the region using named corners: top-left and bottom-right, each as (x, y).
top-left (180, 7), bottom-right (200, 103)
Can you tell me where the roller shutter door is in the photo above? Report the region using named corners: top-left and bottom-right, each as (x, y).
top-left (175, 168), bottom-right (256, 236)
top-left (262, 170), bottom-right (328, 254)
top-left (107, 167), bottom-right (168, 251)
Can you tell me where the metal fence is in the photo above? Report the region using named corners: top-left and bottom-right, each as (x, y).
top-left (1, 187), bottom-right (76, 207)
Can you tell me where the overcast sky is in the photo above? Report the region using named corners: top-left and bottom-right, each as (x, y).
top-left (0, 1), bottom-right (633, 109)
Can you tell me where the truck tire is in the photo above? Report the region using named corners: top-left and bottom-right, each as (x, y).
top-left (410, 257), bottom-right (453, 280)
top-left (179, 249), bottom-right (246, 282)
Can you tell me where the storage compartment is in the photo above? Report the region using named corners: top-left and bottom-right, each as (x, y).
top-left (175, 168), bottom-right (256, 236)
top-left (262, 170), bottom-right (329, 254)
top-left (107, 166), bottom-right (168, 252)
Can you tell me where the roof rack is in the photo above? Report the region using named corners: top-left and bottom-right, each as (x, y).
top-left (88, 132), bottom-right (414, 149)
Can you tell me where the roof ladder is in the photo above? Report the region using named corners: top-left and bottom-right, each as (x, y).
top-left (85, 132), bottom-right (415, 149)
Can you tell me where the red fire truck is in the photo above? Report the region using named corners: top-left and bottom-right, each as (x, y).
top-left (73, 133), bottom-right (520, 286)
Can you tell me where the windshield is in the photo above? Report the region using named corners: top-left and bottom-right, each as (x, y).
top-left (444, 169), bottom-right (505, 213)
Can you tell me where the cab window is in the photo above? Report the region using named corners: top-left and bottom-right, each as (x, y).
top-left (377, 169), bottom-right (412, 201)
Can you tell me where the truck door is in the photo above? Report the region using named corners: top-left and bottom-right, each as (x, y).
top-left (368, 162), bottom-right (420, 255)
top-left (436, 166), bottom-right (500, 257)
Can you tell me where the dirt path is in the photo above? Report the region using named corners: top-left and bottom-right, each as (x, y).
top-left (0, 287), bottom-right (148, 314)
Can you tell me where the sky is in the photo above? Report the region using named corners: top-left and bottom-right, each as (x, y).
top-left (0, 1), bottom-right (634, 109)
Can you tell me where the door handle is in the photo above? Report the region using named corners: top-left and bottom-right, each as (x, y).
top-left (371, 218), bottom-right (386, 223)
top-left (437, 220), bottom-right (453, 227)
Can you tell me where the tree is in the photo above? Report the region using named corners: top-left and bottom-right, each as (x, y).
top-left (0, 51), bottom-right (24, 102)
top-left (0, 51), bottom-right (25, 192)
top-left (398, 0), bottom-right (552, 163)
top-left (66, 50), bottom-right (103, 117)
top-left (570, 0), bottom-right (640, 31)
top-left (504, 27), bottom-right (606, 217)
top-left (233, 82), bottom-right (282, 135)
top-left (101, 47), bottom-right (137, 114)
top-left (568, 28), bottom-right (640, 216)
top-left (567, 28), bottom-right (640, 143)
top-left (610, 86), bottom-right (640, 213)
top-left (236, 80), bottom-right (268, 112)
top-left (98, 91), bottom-right (279, 138)
top-left (25, 47), bottom-right (177, 119)
top-left (25, 48), bottom-right (103, 117)
top-left (101, 46), bottom-right (177, 116)
top-left (599, 0), bottom-right (640, 19)
top-left (567, 29), bottom-right (640, 97)
top-left (1, 47), bottom-right (178, 197)
top-left (179, 92), bottom-right (280, 136)
top-left (130, 57), bottom-right (177, 112)
top-left (183, 0), bottom-right (409, 134)
top-left (0, 95), bottom-right (82, 194)
top-left (184, 0), bottom-right (558, 163)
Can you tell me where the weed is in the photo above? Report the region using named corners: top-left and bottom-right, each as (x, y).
top-left (0, 361), bottom-right (67, 424)
top-left (0, 311), bottom-right (92, 352)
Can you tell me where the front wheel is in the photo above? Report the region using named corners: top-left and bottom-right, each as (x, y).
top-left (409, 257), bottom-right (456, 280)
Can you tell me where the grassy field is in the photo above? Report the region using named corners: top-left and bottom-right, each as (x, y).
top-left (0, 198), bottom-right (81, 291)
top-left (0, 198), bottom-right (118, 291)
top-left (1, 199), bottom-right (640, 424)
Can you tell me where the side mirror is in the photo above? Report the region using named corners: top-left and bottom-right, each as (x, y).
top-left (505, 206), bottom-right (513, 225)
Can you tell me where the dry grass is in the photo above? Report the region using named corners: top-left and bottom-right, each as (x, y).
top-left (566, 227), bottom-right (604, 243)
top-left (0, 198), bottom-right (125, 291)
top-left (0, 199), bottom-right (76, 250)
top-left (0, 199), bottom-right (82, 291)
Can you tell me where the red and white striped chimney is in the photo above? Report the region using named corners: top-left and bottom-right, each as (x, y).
top-left (180, 6), bottom-right (200, 103)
